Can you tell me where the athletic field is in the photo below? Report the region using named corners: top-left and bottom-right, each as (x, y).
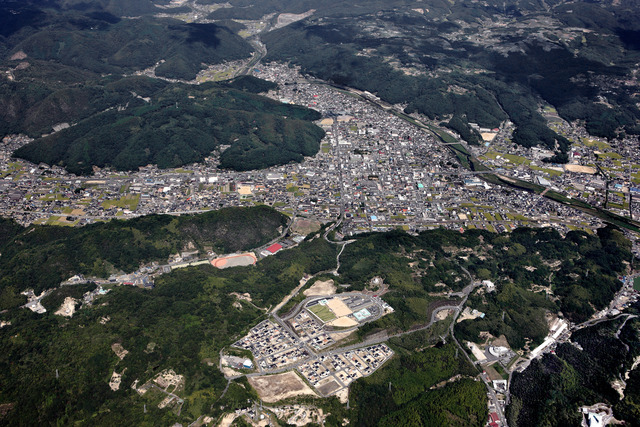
top-left (308, 304), bottom-right (337, 322)
top-left (211, 253), bottom-right (257, 269)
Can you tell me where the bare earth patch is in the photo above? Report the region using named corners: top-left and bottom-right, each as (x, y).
top-left (327, 317), bottom-right (358, 327)
top-left (291, 217), bottom-right (322, 235)
top-left (111, 343), bottom-right (129, 360)
top-left (9, 50), bottom-right (27, 60)
top-left (492, 334), bottom-right (510, 348)
top-left (481, 132), bottom-right (497, 142)
top-left (54, 297), bottom-right (77, 317)
top-left (327, 298), bottom-right (352, 317)
top-left (335, 388), bottom-right (349, 404)
top-left (221, 367), bottom-right (243, 378)
top-left (316, 378), bottom-right (341, 396)
top-left (248, 371), bottom-right (318, 403)
top-left (328, 330), bottom-right (355, 342)
top-left (436, 309), bottom-right (452, 321)
top-left (230, 292), bottom-right (253, 302)
top-left (219, 413), bottom-right (239, 427)
top-left (109, 369), bottom-right (125, 391)
top-left (466, 341), bottom-right (487, 362)
top-left (303, 279), bottom-right (336, 297)
top-left (564, 164), bottom-right (597, 174)
top-left (272, 276), bottom-right (310, 313)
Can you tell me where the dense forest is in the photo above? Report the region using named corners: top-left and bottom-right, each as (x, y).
top-left (0, 205), bottom-right (287, 302)
top-left (335, 226), bottom-right (631, 349)
top-left (1, 5), bottom-right (251, 79)
top-left (508, 315), bottom-right (640, 427)
top-left (12, 76), bottom-right (324, 174)
top-left (351, 340), bottom-right (486, 427)
top-left (0, 5), bottom-right (326, 174)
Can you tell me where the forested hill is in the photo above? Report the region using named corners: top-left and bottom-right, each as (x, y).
top-left (1, 5), bottom-right (324, 174)
top-left (262, 0), bottom-right (640, 159)
top-left (0, 219), bottom-right (636, 425)
top-left (0, 5), bottom-right (253, 82)
top-left (0, 205), bottom-right (288, 306)
top-left (12, 76), bottom-right (324, 174)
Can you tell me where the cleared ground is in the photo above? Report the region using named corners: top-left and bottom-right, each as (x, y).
top-left (218, 413), bottom-right (239, 427)
top-left (481, 132), bottom-right (497, 142)
top-left (564, 164), bottom-right (597, 174)
top-left (328, 330), bottom-right (355, 342)
top-left (211, 253), bottom-right (257, 269)
top-left (291, 218), bottom-right (322, 235)
top-left (327, 298), bottom-right (352, 317)
top-left (316, 378), bottom-right (341, 396)
top-left (308, 304), bottom-right (337, 322)
top-left (327, 317), bottom-right (358, 327)
top-left (248, 372), bottom-right (317, 403)
top-left (303, 279), bottom-right (336, 297)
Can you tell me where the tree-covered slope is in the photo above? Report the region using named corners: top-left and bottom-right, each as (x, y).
top-left (0, 237), bottom-right (337, 425)
top-left (0, 205), bottom-right (287, 298)
top-left (1, 5), bottom-right (336, 174)
top-left (508, 315), bottom-right (640, 427)
top-left (12, 76), bottom-right (324, 174)
top-left (0, 214), bottom-right (635, 425)
top-left (262, 0), bottom-right (640, 157)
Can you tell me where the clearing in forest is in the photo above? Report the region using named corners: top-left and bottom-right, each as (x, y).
top-left (248, 371), bottom-right (318, 403)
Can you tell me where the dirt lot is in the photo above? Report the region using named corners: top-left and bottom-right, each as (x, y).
top-left (481, 132), bottom-right (497, 142)
top-left (221, 367), bottom-right (243, 378)
top-left (54, 297), bottom-right (77, 318)
top-left (303, 279), bottom-right (336, 297)
top-left (484, 364), bottom-right (504, 381)
top-left (327, 317), bottom-right (358, 327)
top-left (327, 298), bottom-right (352, 317)
top-left (564, 164), bottom-right (597, 174)
top-left (328, 330), bottom-right (355, 342)
top-left (291, 218), bottom-right (321, 235)
top-left (492, 334), bottom-right (510, 348)
top-left (219, 413), bottom-right (239, 427)
top-left (335, 388), bottom-right (349, 404)
top-left (316, 378), bottom-right (341, 396)
top-left (248, 372), bottom-right (318, 403)
top-left (111, 343), bottom-right (129, 360)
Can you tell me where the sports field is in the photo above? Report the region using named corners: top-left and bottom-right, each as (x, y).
top-left (211, 253), bottom-right (257, 269)
top-left (308, 304), bottom-right (337, 322)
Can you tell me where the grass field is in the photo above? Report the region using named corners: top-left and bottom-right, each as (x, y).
top-left (634, 277), bottom-right (640, 292)
top-left (308, 304), bottom-right (337, 322)
top-left (101, 194), bottom-right (140, 210)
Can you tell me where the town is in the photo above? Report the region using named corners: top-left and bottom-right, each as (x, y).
top-left (2, 63), bottom-right (636, 251)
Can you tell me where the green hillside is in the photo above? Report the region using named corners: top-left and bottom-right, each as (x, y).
top-left (0, 236), bottom-right (338, 425)
top-left (0, 205), bottom-right (288, 298)
top-left (262, 0), bottom-right (640, 157)
top-left (12, 77), bottom-right (323, 174)
top-left (0, 219), bottom-right (634, 425)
